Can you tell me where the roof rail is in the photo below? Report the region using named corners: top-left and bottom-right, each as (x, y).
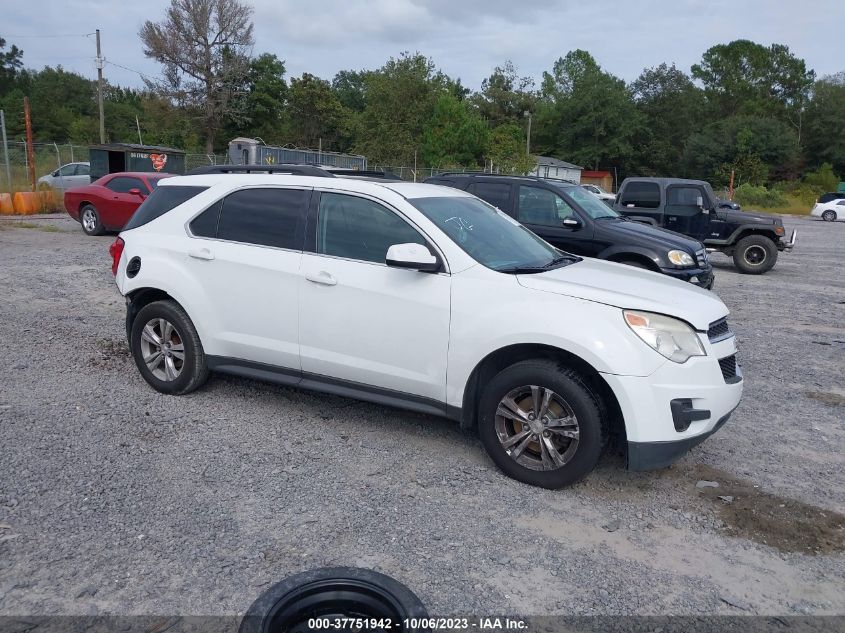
top-left (432, 171), bottom-right (577, 185)
top-left (187, 164), bottom-right (335, 177)
top-left (326, 168), bottom-right (404, 181)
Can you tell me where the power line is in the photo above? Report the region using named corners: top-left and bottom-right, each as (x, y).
top-left (105, 60), bottom-right (157, 84)
top-left (4, 33), bottom-right (95, 39)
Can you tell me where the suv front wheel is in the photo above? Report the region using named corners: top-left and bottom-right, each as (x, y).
top-left (478, 360), bottom-right (606, 488)
top-left (732, 234), bottom-right (777, 274)
top-left (130, 300), bottom-right (209, 395)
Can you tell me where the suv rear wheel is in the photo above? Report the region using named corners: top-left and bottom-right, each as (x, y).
top-left (733, 234), bottom-right (777, 274)
top-left (130, 300), bottom-right (209, 395)
top-left (478, 360), bottom-right (606, 488)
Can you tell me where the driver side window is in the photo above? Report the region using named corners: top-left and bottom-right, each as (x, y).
top-left (666, 187), bottom-right (706, 216)
top-left (317, 193), bottom-right (426, 264)
top-left (518, 186), bottom-right (574, 226)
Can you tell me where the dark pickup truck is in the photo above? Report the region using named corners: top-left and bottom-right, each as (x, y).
top-left (614, 177), bottom-right (796, 274)
top-left (425, 173), bottom-right (714, 289)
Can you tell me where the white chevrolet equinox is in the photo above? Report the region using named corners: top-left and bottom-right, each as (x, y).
top-left (110, 168), bottom-right (743, 489)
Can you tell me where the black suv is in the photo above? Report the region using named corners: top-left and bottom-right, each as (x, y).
top-left (425, 173), bottom-right (714, 289)
top-left (614, 177), bottom-right (796, 274)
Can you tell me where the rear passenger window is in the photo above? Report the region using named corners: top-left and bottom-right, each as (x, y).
top-left (216, 188), bottom-right (308, 249)
top-left (124, 185), bottom-right (209, 231)
top-left (468, 182), bottom-right (511, 210)
top-left (620, 182), bottom-right (661, 209)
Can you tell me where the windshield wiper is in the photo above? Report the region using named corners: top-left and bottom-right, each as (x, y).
top-left (497, 254), bottom-right (580, 274)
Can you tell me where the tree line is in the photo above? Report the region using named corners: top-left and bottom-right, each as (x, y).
top-left (0, 0), bottom-right (843, 194)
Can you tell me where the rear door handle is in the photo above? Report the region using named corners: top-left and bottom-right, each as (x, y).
top-left (188, 248), bottom-right (214, 261)
top-left (305, 270), bottom-right (337, 286)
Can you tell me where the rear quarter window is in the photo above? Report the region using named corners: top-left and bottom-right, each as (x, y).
top-left (620, 182), bottom-right (661, 209)
top-left (123, 185), bottom-right (209, 231)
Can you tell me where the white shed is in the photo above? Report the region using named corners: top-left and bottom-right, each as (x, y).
top-left (530, 156), bottom-right (582, 183)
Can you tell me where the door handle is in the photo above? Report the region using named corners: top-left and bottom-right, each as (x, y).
top-left (188, 248), bottom-right (214, 261)
top-left (305, 270), bottom-right (337, 286)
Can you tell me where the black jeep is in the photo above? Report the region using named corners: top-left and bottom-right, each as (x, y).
top-left (425, 173), bottom-right (714, 289)
top-left (614, 177), bottom-right (796, 274)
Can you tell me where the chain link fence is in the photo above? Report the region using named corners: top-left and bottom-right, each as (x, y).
top-left (0, 142), bottom-right (227, 194)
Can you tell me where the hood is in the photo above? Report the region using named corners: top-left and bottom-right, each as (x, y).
top-left (597, 217), bottom-right (702, 252)
top-left (517, 258), bottom-right (727, 331)
top-left (718, 208), bottom-right (781, 226)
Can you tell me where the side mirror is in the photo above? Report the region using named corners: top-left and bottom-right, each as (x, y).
top-left (128, 188), bottom-right (144, 197)
top-left (562, 217), bottom-right (581, 228)
top-left (386, 243), bottom-right (440, 273)
top-left (52, 170), bottom-right (60, 177)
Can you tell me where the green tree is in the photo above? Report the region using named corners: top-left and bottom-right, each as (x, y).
top-left (0, 36), bottom-right (24, 94)
top-left (332, 69), bottom-right (370, 112)
top-left (630, 63), bottom-right (706, 175)
top-left (691, 40), bottom-right (815, 138)
top-left (226, 53), bottom-right (288, 142)
top-left (356, 52), bottom-right (450, 165)
top-left (420, 94), bottom-right (488, 167)
top-left (683, 115), bottom-right (800, 185)
top-left (804, 73), bottom-right (845, 175)
top-left (487, 123), bottom-right (534, 174)
top-left (286, 73), bottom-right (348, 149)
top-left (535, 50), bottom-right (640, 170)
top-left (471, 61), bottom-right (535, 127)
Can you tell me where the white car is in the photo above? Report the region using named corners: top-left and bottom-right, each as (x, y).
top-left (580, 183), bottom-right (616, 202)
top-left (810, 199), bottom-right (845, 222)
top-left (37, 161), bottom-right (91, 192)
top-left (109, 169), bottom-right (743, 488)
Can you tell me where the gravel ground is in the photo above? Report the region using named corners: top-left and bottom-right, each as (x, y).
top-left (0, 214), bottom-right (843, 618)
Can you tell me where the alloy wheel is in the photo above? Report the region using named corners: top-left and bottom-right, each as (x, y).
top-left (81, 208), bottom-right (97, 233)
top-left (494, 385), bottom-right (580, 471)
top-left (139, 317), bottom-right (185, 381)
top-left (743, 244), bottom-right (767, 266)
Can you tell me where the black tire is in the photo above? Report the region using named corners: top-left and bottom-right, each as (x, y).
top-left (130, 300), bottom-right (209, 395)
top-left (732, 234), bottom-right (777, 274)
top-left (80, 203), bottom-right (104, 236)
top-left (822, 210), bottom-right (837, 222)
top-left (478, 360), bottom-right (606, 489)
top-left (239, 567), bottom-right (428, 633)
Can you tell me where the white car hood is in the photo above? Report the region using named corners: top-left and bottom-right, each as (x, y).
top-left (517, 258), bottom-right (728, 331)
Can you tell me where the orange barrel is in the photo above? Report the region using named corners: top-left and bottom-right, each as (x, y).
top-left (12, 191), bottom-right (41, 214)
top-left (0, 193), bottom-right (13, 214)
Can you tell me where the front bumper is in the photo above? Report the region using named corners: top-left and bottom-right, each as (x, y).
top-left (777, 229), bottom-right (797, 252)
top-left (627, 407), bottom-right (736, 470)
top-left (600, 334), bottom-right (743, 470)
top-left (659, 265), bottom-right (715, 290)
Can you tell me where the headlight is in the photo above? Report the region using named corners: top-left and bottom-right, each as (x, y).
top-left (623, 310), bottom-right (705, 363)
top-left (667, 250), bottom-right (695, 266)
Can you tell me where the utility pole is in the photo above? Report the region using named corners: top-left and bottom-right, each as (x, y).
top-left (23, 97), bottom-right (36, 191)
top-left (95, 29), bottom-right (105, 144)
top-left (0, 110), bottom-right (11, 192)
top-left (524, 110), bottom-right (532, 156)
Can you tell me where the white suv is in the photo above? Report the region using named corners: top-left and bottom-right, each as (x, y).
top-left (110, 168), bottom-right (743, 489)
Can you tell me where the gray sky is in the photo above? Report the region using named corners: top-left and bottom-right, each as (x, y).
top-left (5, 0), bottom-right (843, 90)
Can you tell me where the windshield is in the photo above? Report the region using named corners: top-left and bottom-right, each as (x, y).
top-left (563, 186), bottom-right (619, 219)
top-left (409, 196), bottom-right (577, 273)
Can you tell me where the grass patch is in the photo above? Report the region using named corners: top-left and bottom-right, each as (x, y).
top-left (0, 221), bottom-right (64, 232)
top-left (743, 195), bottom-right (812, 216)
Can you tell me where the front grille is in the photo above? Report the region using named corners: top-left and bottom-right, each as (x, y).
top-left (707, 318), bottom-right (731, 342)
top-left (719, 355), bottom-right (738, 382)
top-left (695, 249), bottom-right (708, 267)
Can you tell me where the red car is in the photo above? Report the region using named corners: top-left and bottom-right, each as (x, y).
top-left (64, 172), bottom-right (175, 235)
